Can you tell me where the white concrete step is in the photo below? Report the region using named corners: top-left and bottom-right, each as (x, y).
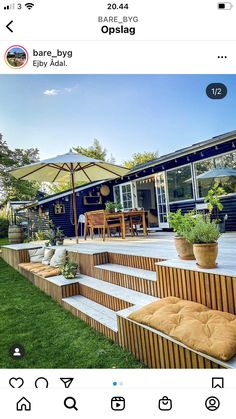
top-left (62, 295), bottom-right (118, 332)
top-left (77, 274), bottom-right (157, 306)
top-left (94, 263), bottom-right (156, 281)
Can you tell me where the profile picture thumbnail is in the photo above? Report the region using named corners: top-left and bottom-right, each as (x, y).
top-left (5, 45), bottom-right (28, 69)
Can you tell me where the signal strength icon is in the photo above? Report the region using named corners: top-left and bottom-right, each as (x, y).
top-left (4, 3), bottom-right (15, 10)
top-left (25, 2), bottom-right (34, 9)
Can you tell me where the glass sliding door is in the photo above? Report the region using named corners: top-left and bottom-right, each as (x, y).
top-left (155, 172), bottom-right (169, 228)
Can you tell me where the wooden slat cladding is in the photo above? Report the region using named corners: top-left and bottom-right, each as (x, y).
top-left (78, 284), bottom-right (132, 311)
top-left (108, 253), bottom-right (165, 272)
top-left (67, 251), bottom-right (109, 277)
top-left (62, 300), bottom-right (118, 342)
top-left (1, 248), bottom-right (30, 270)
top-left (93, 267), bottom-right (159, 297)
top-left (18, 266), bottom-right (79, 303)
top-left (156, 265), bottom-right (236, 314)
top-left (117, 316), bottom-right (224, 369)
top-left (18, 265), bottom-right (35, 284)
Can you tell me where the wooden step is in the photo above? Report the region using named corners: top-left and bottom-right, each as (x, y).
top-left (62, 295), bottom-right (118, 342)
top-left (77, 274), bottom-right (157, 311)
top-left (108, 252), bottom-right (165, 271)
top-left (93, 263), bottom-right (159, 297)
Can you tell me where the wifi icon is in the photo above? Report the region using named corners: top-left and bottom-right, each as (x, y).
top-left (25, 2), bottom-right (34, 9)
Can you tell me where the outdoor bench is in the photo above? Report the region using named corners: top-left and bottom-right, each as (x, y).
top-left (117, 297), bottom-right (236, 369)
top-left (18, 258), bottom-right (80, 303)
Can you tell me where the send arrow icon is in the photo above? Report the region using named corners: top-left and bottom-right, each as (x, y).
top-left (60, 378), bottom-right (74, 388)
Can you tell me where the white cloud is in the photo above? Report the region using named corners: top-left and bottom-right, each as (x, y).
top-left (43, 85), bottom-right (78, 96)
top-left (43, 89), bottom-right (60, 96)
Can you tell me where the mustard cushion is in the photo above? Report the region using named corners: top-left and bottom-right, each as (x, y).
top-left (40, 268), bottom-right (61, 277)
top-left (128, 297), bottom-right (236, 361)
top-left (19, 262), bottom-right (44, 271)
top-left (18, 262), bottom-right (60, 277)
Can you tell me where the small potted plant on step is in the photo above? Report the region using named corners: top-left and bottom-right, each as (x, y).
top-left (62, 260), bottom-right (79, 279)
top-left (183, 214), bottom-right (220, 268)
top-left (168, 209), bottom-right (195, 260)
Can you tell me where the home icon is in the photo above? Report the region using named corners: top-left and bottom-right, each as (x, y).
top-left (16, 397), bottom-right (31, 411)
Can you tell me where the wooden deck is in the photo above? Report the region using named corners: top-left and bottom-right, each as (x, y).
top-left (1, 231), bottom-right (236, 369)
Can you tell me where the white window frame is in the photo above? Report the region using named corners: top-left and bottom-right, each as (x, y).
top-left (113, 181), bottom-right (137, 210)
top-left (155, 172), bottom-right (170, 228)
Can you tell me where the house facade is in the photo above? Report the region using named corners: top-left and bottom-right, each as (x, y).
top-left (25, 130), bottom-right (236, 235)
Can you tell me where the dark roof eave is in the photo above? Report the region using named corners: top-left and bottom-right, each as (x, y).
top-left (127, 130), bottom-right (236, 175)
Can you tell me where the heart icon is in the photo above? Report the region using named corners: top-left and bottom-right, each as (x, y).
top-left (9, 377), bottom-right (24, 388)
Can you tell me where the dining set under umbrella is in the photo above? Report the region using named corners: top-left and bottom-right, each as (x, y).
top-left (9, 151), bottom-right (128, 243)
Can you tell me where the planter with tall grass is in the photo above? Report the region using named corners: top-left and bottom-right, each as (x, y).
top-left (183, 215), bottom-right (220, 269)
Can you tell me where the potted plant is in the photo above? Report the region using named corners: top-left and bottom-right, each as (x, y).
top-left (168, 209), bottom-right (196, 260)
top-left (105, 201), bottom-right (116, 213)
top-left (61, 261), bottom-right (79, 279)
top-left (45, 228), bottom-right (56, 246)
top-left (204, 182), bottom-right (227, 233)
top-left (183, 215), bottom-right (220, 268)
top-left (115, 201), bottom-right (123, 212)
top-left (55, 227), bottom-right (65, 245)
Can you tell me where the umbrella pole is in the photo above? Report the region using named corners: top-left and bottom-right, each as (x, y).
top-left (71, 169), bottom-right (79, 244)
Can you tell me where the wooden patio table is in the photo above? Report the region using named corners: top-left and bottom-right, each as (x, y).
top-left (105, 210), bottom-right (147, 239)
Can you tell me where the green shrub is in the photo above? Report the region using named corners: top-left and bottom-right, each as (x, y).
top-left (183, 215), bottom-right (220, 244)
top-left (168, 209), bottom-right (195, 237)
top-left (34, 230), bottom-right (48, 241)
top-left (0, 209), bottom-right (9, 238)
top-left (204, 182), bottom-right (225, 214)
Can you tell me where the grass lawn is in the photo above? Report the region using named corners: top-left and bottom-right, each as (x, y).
top-left (0, 238), bottom-right (9, 246)
top-left (0, 258), bottom-right (144, 368)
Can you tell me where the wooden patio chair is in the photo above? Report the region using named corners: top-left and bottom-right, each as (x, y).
top-left (84, 210), bottom-right (130, 241)
top-left (84, 210), bottom-right (107, 241)
top-left (129, 211), bottom-right (148, 236)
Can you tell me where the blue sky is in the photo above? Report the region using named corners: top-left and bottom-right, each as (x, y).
top-left (0, 74), bottom-right (236, 164)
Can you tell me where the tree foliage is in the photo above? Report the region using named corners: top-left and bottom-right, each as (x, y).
top-left (73, 139), bottom-right (115, 163)
top-left (0, 133), bottom-right (39, 204)
top-left (123, 151), bottom-right (159, 169)
top-left (47, 139), bottom-right (115, 195)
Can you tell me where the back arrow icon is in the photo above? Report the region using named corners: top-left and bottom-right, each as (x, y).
top-left (6, 20), bottom-right (13, 32)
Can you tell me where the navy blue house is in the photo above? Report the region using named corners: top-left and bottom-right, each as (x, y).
top-left (28, 130), bottom-right (236, 236)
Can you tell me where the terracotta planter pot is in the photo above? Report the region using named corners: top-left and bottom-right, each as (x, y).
top-left (174, 236), bottom-right (195, 260)
top-left (193, 242), bottom-right (218, 268)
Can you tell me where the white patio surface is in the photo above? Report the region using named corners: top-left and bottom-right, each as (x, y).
top-left (32, 231), bottom-right (236, 276)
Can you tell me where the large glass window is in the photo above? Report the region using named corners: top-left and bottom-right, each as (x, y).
top-left (195, 151), bottom-right (236, 197)
top-left (167, 165), bottom-right (193, 202)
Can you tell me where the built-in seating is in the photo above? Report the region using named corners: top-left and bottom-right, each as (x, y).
top-left (127, 297), bottom-right (236, 362)
top-left (2, 243), bottom-right (236, 369)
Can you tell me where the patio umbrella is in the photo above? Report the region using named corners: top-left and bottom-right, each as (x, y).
top-left (185, 167), bottom-right (236, 183)
top-left (9, 151), bottom-right (129, 243)
top-left (195, 167), bottom-right (236, 180)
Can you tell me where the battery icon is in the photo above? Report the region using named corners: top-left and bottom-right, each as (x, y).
top-left (218, 2), bottom-right (233, 9)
